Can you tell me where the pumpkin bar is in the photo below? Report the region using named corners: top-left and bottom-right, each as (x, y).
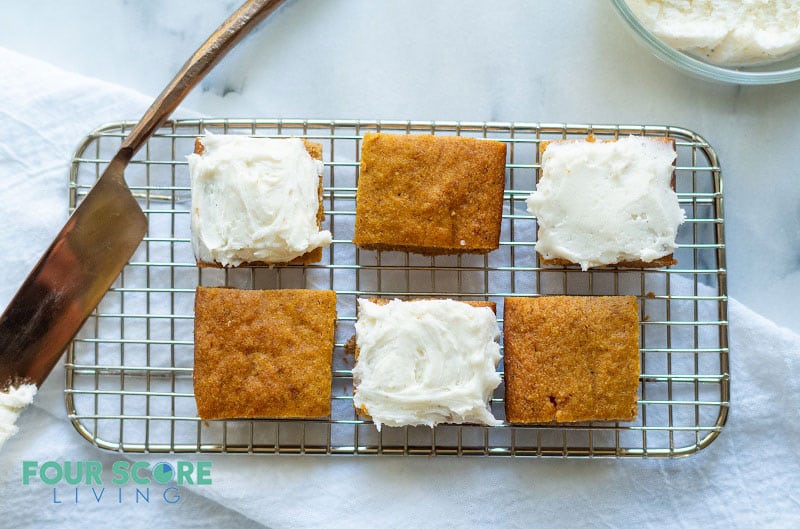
top-left (193, 287), bottom-right (336, 419)
top-left (189, 135), bottom-right (329, 267)
top-left (353, 132), bottom-right (506, 255)
top-left (352, 298), bottom-right (501, 430)
top-left (503, 295), bottom-right (640, 423)
top-left (526, 136), bottom-right (684, 270)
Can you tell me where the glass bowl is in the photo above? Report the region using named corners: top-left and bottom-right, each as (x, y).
top-left (610, 0), bottom-right (800, 85)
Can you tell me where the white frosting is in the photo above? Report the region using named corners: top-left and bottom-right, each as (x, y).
top-left (627, 0), bottom-right (800, 66)
top-left (188, 133), bottom-right (332, 267)
top-left (526, 136), bottom-right (685, 270)
top-left (0, 384), bottom-right (37, 450)
top-left (353, 299), bottom-right (502, 430)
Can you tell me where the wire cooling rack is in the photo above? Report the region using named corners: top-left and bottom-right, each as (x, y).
top-left (66, 119), bottom-right (729, 458)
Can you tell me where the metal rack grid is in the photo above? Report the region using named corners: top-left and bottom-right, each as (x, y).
top-left (66, 119), bottom-right (729, 458)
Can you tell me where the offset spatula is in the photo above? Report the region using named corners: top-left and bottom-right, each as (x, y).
top-left (0, 0), bottom-right (285, 389)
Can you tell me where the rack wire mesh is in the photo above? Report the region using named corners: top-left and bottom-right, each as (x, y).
top-left (66, 119), bottom-right (729, 457)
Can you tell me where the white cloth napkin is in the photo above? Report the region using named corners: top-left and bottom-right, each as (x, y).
top-left (1, 46), bottom-right (799, 528)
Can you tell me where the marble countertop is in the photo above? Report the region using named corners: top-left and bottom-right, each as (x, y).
top-left (1, 0), bottom-right (798, 332)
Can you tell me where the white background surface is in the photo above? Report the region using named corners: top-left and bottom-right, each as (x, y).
top-left (1, 1), bottom-right (799, 528)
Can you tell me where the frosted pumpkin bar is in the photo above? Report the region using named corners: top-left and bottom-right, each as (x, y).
top-left (352, 298), bottom-right (502, 430)
top-left (526, 136), bottom-right (684, 270)
top-left (188, 133), bottom-right (330, 267)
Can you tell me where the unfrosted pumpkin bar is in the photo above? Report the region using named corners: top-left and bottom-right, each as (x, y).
top-left (353, 132), bottom-right (507, 255)
top-left (503, 295), bottom-right (640, 423)
top-left (193, 287), bottom-right (336, 419)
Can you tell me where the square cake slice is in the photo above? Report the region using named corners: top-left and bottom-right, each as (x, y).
top-left (189, 133), bottom-right (331, 267)
top-left (193, 287), bottom-right (336, 420)
top-left (353, 133), bottom-right (507, 255)
top-left (526, 136), bottom-right (685, 270)
top-left (503, 296), bottom-right (640, 423)
top-left (352, 298), bottom-right (502, 430)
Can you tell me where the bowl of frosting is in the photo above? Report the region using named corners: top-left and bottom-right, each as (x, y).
top-left (611, 0), bottom-right (800, 84)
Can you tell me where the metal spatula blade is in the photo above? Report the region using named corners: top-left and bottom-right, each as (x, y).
top-left (0, 156), bottom-right (146, 386)
top-left (0, 0), bottom-right (285, 389)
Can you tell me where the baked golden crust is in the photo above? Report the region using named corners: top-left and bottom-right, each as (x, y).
top-left (353, 133), bottom-right (507, 255)
top-left (192, 137), bottom-right (325, 267)
top-left (503, 296), bottom-right (640, 423)
top-left (537, 136), bottom-right (677, 269)
top-left (193, 287), bottom-right (336, 419)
